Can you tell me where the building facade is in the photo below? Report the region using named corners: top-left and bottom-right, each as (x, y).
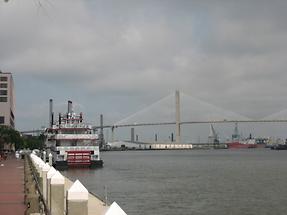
top-left (0, 71), bottom-right (15, 128)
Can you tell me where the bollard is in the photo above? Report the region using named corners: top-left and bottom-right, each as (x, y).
top-left (46, 166), bottom-right (57, 209)
top-left (41, 163), bottom-right (50, 202)
top-left (38, 161), bottom-right (45, 192)
top-left (50, 171), bottom-right (65, 215)
top-left (33, 157), bottom-right (41, 173)
top-left (48, 153), bottom-right (53, 166)
top-left (43, 151), bottom-right (46, 163)
top-left (105, 202), bottom-right (127, 215)
top-left (31, 155), bottom-right (38, 168)
top-left (38, 161), bottom-right (45, 177)
top-left (67, 180), bottom-right (89, 215)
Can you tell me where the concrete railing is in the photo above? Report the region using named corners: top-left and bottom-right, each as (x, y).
top-left (30, 152), bottom-right (127, 215)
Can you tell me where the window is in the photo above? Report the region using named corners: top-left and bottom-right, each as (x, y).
top-left (0, 116), bottom-right (4, 124)
top-left (0, 90), bottom-right (7, 95)
top-left (0, 83), bottom-right (7, 88)
top-left (0, 97), bottom-right (7, 102)
top-left (0, 77), bottom-right (8, 81)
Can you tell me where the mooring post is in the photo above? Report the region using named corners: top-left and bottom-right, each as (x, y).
top-left (48, 153), bottom-right (53, 166)
top-left (32, 156), bottom-right (39, 170)
top-left (43, 151), bottom-right (46, 163)
top-left (38, 161), bottom-right (45, 177)
top-left (67, 180), bottom-right (89, 215)
top-left (50, 171), bottom-right (65, 215)
top-left (42, 163), bottom-right (50, 202)
top-left (46, 166), bottom-right (57, 209)
top-left (35, 159), bottom-right (44, 176)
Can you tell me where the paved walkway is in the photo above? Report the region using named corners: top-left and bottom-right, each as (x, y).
top-left (0, 155), bottom-right (26, 215)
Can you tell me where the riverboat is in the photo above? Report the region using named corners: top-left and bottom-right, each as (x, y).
top-left (44, 100), bottom-right (103, 170)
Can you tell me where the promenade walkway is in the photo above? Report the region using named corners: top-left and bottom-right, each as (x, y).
top-left (0, 155), bottom-right (26, 215)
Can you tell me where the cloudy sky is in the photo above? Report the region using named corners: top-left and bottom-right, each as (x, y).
top-left (1, 0), bottom-right (287, 140)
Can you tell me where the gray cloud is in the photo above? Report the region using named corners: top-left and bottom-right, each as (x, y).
top-left (1, 0), bottom-right (287, 137)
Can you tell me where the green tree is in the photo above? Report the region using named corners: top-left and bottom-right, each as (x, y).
top-left (22, 134), bottom-right (45, 150)
top-left (0, 125), bottom-right (24, 151)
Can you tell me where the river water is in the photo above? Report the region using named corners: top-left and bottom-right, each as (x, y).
top-left (62, 149), bottom-right (287, 215)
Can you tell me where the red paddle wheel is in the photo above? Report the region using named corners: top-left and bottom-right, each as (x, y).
top-left (67, 150), bottom-right (91, 166)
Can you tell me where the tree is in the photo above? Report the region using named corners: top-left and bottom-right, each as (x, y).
top-left (22, 134), bottom-right (45, 150)
top-left (0, 125), bottom-right (24, 151)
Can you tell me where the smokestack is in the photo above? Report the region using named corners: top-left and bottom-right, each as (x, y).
top-left (59, 113), bottom-right (62, 125)
top-left (68, 100), bottom-right (73, 114)
top-left (49, 99), bottom-right (53, 127)
top-left (51, 112), bottom-right (54, 127)
top-left (100, 114), bottom-right (104, 134)
top-left (80, 112), bottom-right (83, 122)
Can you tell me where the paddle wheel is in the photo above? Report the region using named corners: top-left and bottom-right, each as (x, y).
top-left (67, 150), bottom-right (91, 166)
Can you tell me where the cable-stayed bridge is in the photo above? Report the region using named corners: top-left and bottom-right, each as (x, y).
top-left (21, 91), bottom-right (287, 143)
top-left (91, 91), bottom-right (287, 144)
top-left (93, 119), bottom-right (287, 129)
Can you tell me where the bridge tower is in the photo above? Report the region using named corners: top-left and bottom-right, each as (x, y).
top-left (111, 126), bottom-right (115, 142)
top-left (131, 127), bottom-right (135, 142)
top-left (175, 90), bottom-right (181, 144)
top-left (99, 114), bottom-right (105, 148)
